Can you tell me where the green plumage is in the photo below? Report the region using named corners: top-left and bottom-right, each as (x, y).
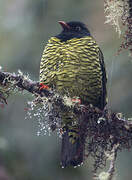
top-left (40, 36), bottom-right (106, 108)
top-left (39, 21), bottom-right (107, 167)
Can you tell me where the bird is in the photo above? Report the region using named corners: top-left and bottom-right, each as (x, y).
top-left (39, 21), bottom-right (107, 167)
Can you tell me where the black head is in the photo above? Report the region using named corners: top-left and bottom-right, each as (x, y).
top-left (56, 21), bottom-right (91, 42)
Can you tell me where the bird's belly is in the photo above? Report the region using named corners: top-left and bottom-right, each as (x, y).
top-left (40, 38), bottom-right (103, 107)
top-left (55, 61), bottom-right (102, 106)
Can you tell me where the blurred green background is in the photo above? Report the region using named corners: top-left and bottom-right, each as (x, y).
top-left (0, 0), bottom-right (132, 179)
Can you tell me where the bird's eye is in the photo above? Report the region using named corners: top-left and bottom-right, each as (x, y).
top-left (75, 26), bottom-right (81, 31)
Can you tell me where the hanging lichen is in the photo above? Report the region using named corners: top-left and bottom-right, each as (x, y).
top-left (104, 0), bottom-right (132, 56)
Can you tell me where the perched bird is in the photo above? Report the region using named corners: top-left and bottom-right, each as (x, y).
top-left (39, 21), bottom-right (107, 167)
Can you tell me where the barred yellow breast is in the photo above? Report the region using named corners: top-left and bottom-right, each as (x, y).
top-left (40, 36), bottom-right (106, 109)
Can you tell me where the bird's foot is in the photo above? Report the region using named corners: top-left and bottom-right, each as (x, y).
top-left (71, 96), bottom-right (81, 105)
top-left (39, 83), bottom-right (49, 90)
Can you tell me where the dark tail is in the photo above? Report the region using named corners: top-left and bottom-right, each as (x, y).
top-left (61, 129), bottom-right (84, 167)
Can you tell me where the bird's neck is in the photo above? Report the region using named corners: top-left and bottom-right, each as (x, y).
top-left (55, 31), bottom-right (90, 42)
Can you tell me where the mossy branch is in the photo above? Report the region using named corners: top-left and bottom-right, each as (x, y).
top-left (0, 69), bottom-right (132, 180)
top-left (0, 69), bottom-right (65, 108)
top-left (0, 70), bottom-right (52, 96)
top-left (104, 0), bottom-right (132, 56)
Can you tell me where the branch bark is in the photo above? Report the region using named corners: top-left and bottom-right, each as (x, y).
top-left (0, 69), bottom-right (132, 180)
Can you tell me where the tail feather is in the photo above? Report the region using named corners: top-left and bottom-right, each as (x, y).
top-left (61, 129), bottom-right (84, 167)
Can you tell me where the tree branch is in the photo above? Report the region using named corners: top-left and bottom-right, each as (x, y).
top-left (0, 69), bottom-right (65, 109)
top-left (0, 69), bottom-right (132, 180)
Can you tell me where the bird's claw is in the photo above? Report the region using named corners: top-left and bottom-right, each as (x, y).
top-left (71, 97), bottom-right (81, 104)
top-left (39, 83), bottom-right (49, 90)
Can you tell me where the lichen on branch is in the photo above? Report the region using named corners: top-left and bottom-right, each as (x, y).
top-left (104, 0), bottom-right (132, 56)
top-left (0, 69), bottom-right (132, 179)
